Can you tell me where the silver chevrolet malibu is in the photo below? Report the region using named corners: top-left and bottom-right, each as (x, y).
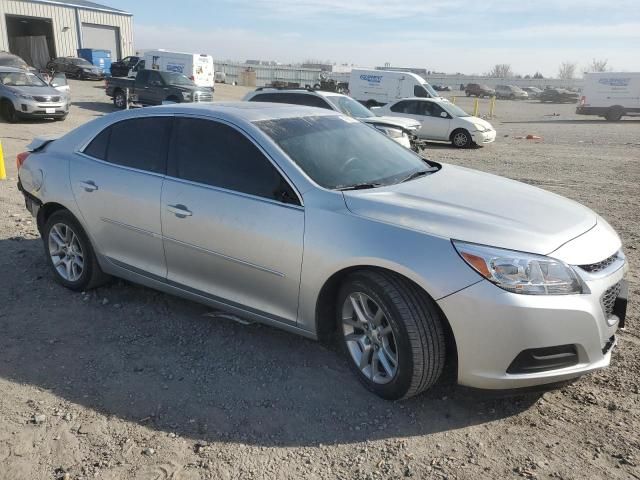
top-left (17, 103), bottom-right (628, 400)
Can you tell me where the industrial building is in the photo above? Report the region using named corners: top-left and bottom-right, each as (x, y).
top-left (0, 0), bottom-right (133, 68)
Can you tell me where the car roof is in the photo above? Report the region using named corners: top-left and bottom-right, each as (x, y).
top-left (390, 97), bottom-right (445, 103)
top-left (0, 66), bottom-right (28, 73)
top-left (120, 101), bottom-right (342, 123)
top-left (251, 88), bottom-right (346, 99)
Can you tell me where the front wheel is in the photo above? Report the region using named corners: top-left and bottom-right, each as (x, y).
top-left (43, 210), bottom-right (110, 291)
top-left (1, 100), bottom-right (19, 123)
top-left (451, 129), bottom-right (472, 148)
top-left (338, 270), bottom-right (446, 400)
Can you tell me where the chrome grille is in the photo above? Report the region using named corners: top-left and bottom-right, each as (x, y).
top-left (579, 252), bottom-right (618, 273)
top-left (193, 91), bottom-right (213, 103)
top-left (601, 282), bottom-right (622, 319)
top-left (34, 96), bottom-right (61, 103)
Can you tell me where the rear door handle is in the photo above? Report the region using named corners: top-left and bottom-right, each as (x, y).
top-left (79, 180), bottom-right (98, 192)
top-left (167, 204), bottom-right (192, 218)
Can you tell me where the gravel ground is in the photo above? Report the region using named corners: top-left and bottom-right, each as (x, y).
top-left (0, 81), bottom-right (638, 480)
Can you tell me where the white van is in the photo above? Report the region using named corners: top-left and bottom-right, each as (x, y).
top-left (143, 50), bottom-right (214, 88)
top-left (577, 72), bottom-right (640, 121)
top-left (349, 69), bottom-right (439, 107)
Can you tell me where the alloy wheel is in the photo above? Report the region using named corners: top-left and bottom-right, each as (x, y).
top-left (48, 223), bottom-right (84, 282)
top-left (453, 132), bottom-right (469, 147)
top-left (342, 292), bottom-right (398, 384)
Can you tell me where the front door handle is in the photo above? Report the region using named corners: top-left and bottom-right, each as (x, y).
top-left (79, 180), bottom-right (98, 192)
top-left (167, 204), bottom-right (192, 218)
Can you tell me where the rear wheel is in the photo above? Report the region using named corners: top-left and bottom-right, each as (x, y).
top-left (605, 107), bottom-right (624, 122)
top-left (43, 210), bottom-right (109, 291)
top-left (1, 100), bottom-right (19, 123)
top-left (114, 90), bottom-right (127, 109)
top-left (338, 270), bottom-right (446, 400)
top-left (451, 129), bottom-right (472, 148)
top-left (365, 100), bottom-right (377, 109)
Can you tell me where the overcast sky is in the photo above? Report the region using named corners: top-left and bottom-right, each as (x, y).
top-left (111, 0), bottom-right (640, 77)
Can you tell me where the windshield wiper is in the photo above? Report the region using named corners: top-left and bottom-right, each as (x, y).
top-left (336, 182), bottom-right (383, 191)
top-left (399, 169), bottom-right (433, 183)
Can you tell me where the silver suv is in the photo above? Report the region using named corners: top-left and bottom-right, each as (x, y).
top-left (0, 66), bottom-right (69, 122)
top-left (18, 103), bottom-right (627, 399)
top-left (243, 88), bottom-right (423, 151)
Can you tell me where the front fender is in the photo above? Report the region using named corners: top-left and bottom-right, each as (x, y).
top-left (297, 193), bottom-right (481, 333)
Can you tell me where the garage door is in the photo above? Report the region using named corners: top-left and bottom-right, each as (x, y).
top-left (81, 23), bottom-right (120, 60)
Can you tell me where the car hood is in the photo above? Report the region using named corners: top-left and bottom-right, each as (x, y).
top-left (458, 116), bottom-right (494, 130)
top-left (360, 116), bottom-right (421, 130)
top-left (5, 85), bottom-right (63, 96)
top-left (342, 163), bottom-right (597, 255)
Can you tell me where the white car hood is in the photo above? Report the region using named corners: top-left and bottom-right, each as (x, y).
top-left (459, 116), bottom-right (494, 130)
top-left (343, 163), bottom-right (597, 255)
top-left (361, 116), bottom-right (421, 130)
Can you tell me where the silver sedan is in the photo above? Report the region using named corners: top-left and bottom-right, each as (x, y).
top-left (17, 103), bottom-right (628, 399)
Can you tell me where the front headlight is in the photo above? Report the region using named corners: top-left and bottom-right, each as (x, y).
top-left (18, 93), bottom-right (34, 100)
top-left (181, 91), bottom-right (191, 100)
top-left (453, 241), bottom-right (584, 295)
top-left (375, 125), bottom-right (405, 138)
top-left (472, 123), bottom-right (487, 132)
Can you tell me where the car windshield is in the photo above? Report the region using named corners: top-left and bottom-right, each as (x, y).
top-left (256, 115), bottom-right (435, 190)
top-left (324, 95), bottom-right (374, 118)
top-left (442, 103), bottom-right (471, 117)
top-left (510, 85), bottom-right (524, 92)
top-left (71, 58), bottom-right (93, 66)
top-left (0, 71), bottom-right (48, 87)
top-left (421, 83), bottom-right (439, 98)
top-left (159, 71), bottom-right (194, 86)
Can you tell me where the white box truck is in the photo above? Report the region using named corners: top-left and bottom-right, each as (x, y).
top-left (143, 50), bottom-right (214, 88)
top-left (349, 69), bottom-right (440, 107)
top-left (577, 72), bottom-right (640, 121)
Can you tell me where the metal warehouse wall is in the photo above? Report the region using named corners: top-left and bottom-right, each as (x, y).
top-left (0, 0), bottom-right (133, 58)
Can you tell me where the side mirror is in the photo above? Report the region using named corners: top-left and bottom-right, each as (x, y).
top-left (50, 72), bottom-right (67, 87)
top-left (440, 111), bottom-right (448, 118)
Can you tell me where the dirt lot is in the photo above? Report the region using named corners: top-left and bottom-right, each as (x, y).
top-left (0, 80), bottom-right (638, 480)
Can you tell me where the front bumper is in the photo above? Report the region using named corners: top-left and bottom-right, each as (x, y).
top-left (471, 129), bottom-right (496, 144)
top-left (15, 98), bottom-right (68, 118)
top-left (438, 257), bottom-right (627, 390)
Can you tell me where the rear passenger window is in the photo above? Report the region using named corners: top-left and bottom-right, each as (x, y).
top-left (84, 128), bottom-right (110, 160)
top-left (83, 117), bottom-right (171, 174)
top-left (249, 92), bottom-right (332, 110)
top-left (171, 118), bottom-right (299, 204)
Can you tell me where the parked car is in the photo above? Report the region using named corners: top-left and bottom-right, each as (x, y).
top-left (577, 72), bottom-right (640, 121)
top-left (539, 88), bottom-right (580, 104)
top-left (105, 69), bottom-right (213, 108)
top-left (522, 86), bottom-right (543, 98)
top-left (17, 103), bottom-right (627, 399)
top-left (495, 85), bottom-right (529, 100)
top-left (349, 68), bottom-right (440, 107)
top-left (110, 55), bottom-right (141, 77)
top-left (243, 87), bottom-right (422, 150)
top-left (433, 84), bottom-right (452, 92)
top-left (464, 83), bottom-right (495, 97)
top-left (46, 57), bottom-right (105, 80)
top-left (374, 97), bottom-right (496, 148)
top-left (0, 66), bottom-right (69, 122)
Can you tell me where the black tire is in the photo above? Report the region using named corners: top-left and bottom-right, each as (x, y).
top-left (365, 100), bottom-right (377, 109)
top-left (113, 89), bottom-right (127, 109)
top-left (1, 100), bottom-right (19, 123)
top-left (43, 210), bottom-right (110, 291)
top-left (465, 91), bottom-right (471, 97)
top-left (451, 129), bottom-right (472, 148)
top-left (605, 107), bottom-right (624, 122)
top-left (166, 95), bottom-right (180, 104)
top-left (337, 270), bottom-right (446, 400)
